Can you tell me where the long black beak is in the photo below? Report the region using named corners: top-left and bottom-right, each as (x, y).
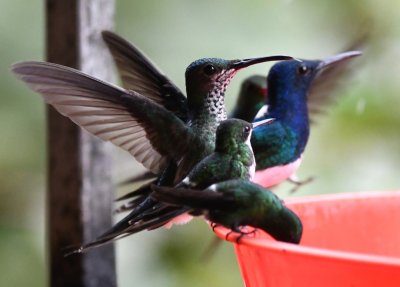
top-left (317, 51), bottom-right (362, 70)
top-left (252, 118), bottom-right (275, 129)
top-left (230, 55), bottom-right (294, 70)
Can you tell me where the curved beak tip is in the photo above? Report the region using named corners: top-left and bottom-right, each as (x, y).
top-left (319, 50), bottom-right (363, 69)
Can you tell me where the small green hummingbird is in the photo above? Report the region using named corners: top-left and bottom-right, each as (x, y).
top-left (176, 117), bottom-right (273, 188)
top-left (151, 179), bottom-right (303, 244)
top-left (66, 118), bottom-right (274, 253)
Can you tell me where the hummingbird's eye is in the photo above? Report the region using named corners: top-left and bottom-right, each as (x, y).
top-left (297, 65), bottom-right (309, 75)
top-left (243, 125), bottom-right (251, 135)
top-left (203, 64), bottom-right (217, 76)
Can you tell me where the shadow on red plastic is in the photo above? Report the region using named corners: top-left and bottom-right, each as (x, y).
top-left (214, 191), bottom-right (400, 287)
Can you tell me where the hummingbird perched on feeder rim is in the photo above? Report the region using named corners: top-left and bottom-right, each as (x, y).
top-left (250, 51), bottom-right (362, 188)
top-left (64, 118), bottom-right (275, 253)
top-left (151, 179), bottom-right (303, 244)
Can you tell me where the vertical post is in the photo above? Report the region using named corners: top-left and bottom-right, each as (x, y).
top-left (46, 1), bottom-right (116, 287)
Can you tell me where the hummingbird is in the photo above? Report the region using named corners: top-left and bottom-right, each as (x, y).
top-left (251, 51), bottom-right (362, 188)
top-left (151, 179), bottom-right (303, 244)
top-left (65, 118), bottom-right (274, 253)
top-left (230, 36), bottom-right (366, 191)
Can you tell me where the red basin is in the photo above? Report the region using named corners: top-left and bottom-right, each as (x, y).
top-left (214, 191), bottom-right (400, 287)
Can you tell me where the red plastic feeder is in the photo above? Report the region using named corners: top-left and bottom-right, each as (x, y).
top-left (214, 191), bottom-right (400, 287)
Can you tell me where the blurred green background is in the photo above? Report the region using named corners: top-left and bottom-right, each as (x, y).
top-left (1, 0), bottom-right (400, 286)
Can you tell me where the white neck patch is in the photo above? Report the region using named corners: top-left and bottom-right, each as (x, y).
top-left (246, 130), bottom-right (256, 180)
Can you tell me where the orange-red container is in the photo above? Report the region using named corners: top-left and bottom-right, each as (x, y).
top-left (214, 191), bottom-right (400, 287)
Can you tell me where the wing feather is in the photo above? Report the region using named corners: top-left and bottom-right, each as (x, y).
top-left (12, 61), bottom-right (194, 173)
top-left (102, 31), bottom-right (188, 121)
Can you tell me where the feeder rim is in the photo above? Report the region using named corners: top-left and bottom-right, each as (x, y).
top-left (213, 190), bottom-right (400, 267)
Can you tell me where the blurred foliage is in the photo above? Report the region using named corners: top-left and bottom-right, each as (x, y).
top-left (1, 0), bottom-right (400, 286)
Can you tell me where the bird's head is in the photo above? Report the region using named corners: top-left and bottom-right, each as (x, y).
top-left (267, 51), bottom-right (362, 107)
top-left (215, 118), bottom-right (274, 153)
top-left (261, 206), bottom-right (303, 244)
top-left (185, 56), bottom-right (292, 112)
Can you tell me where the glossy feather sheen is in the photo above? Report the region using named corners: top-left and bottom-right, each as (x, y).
top-left (182, 148), bottom-right (254, 189)
top-left (206, 180), bottom-right (284, 227)
top-left (152, 179), bottom-right (303, 244)
top-left (252, 119), bottom-right (306, 171)
top-left (231, 51), bottom-right (361, 188)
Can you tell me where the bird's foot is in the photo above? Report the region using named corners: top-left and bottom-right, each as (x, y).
top-left (288, 176), bottom-right (314, 193)
top-left (234, 227), bottom-right (257, 243)
top-left (225, 230), bottom-right (234, 241)
top-left (225, 227), bottom-right (258, 243)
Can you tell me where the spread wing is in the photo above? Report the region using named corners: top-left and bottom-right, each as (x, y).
top-left (12, 61), bottom-right (196, 173)
top-left (102, 31), bottom-right (188, 122)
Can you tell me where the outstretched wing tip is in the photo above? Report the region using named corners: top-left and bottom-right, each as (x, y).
top-left (12, 60), bottom-right (182, 174)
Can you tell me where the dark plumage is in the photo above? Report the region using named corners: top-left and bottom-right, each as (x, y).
top-left (152, 179), bottom-right (303, 244)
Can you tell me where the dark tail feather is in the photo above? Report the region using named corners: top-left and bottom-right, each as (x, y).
top-left (106, 198), bottom-right (185, 239)
top-left (64, 208), bottom-right (185, 255)
top-left (118, 171), bottom-right (156, 186)
top-left (151, 185), bottom-right (233, 209)
top-left (116, 180), bottom-right (155, 201)
top-left (150, 185), bottom-right (197, 206)
top-left (114, 181), bottom-right (155, 213)
top-left (114, 196), bottom-right (148, 213)
top-left (105, 197), bottom-right (158, 238)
